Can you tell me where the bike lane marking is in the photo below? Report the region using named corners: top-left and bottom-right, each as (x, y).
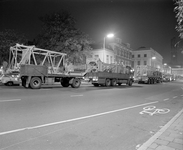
top-left (0, 101), bottom-right (158, 136)
top-left (139, 106), bottom-right (170, 116)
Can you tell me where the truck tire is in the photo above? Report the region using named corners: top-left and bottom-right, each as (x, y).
top-left (61, 79), bottom-right (70, 87)
top-left (29, 77), bottom-right (42, 89)
top-left (111, 79), bottom-right (117, 86)
top-left (105, 79), bottom-right (111, 87)
top-left (128, 80), bottom-right (133, 86)
top-left (93, 83), bottom-right (99, 87)
top-left (71, 78), bottom-right (81, 88)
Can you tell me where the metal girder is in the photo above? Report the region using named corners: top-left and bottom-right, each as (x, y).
top-left (9, 43), bottom-right (67, 74)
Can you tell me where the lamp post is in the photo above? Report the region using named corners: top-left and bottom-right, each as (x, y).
top-left (103, 33), bottom-right (114, 62)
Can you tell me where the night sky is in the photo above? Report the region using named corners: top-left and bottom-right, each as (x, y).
top-left (0, 0), bottom-right (179, 63)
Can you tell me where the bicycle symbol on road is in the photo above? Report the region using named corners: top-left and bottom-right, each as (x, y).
top-left (139, 106), bottom-right (170, 116)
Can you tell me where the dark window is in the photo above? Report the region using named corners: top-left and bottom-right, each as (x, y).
top-left (144, 54), bottom-right (147, 57)
top-left (132, 55), bottom-right (134, 58)
top-left (137, 61), bottom-right (140, 65)
top-left (138, 54), bottom-right (140, 58)
top-left (144, 61), bottom-right (147, 65)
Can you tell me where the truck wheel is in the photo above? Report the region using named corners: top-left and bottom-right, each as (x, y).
top-left (29, 77), bottom-right (42, 89)
top-left (111, 79), bottom-right (117, 86)
top-left (61, 79), bottom-right (70, 87)
top-left (71, 78), bottom-right (81, 88)
top-left (128, 80), bottom-right (133, 86)
top-left (105, 79), bottom-right (111, 87)
top-left (93, 83), bottom-right (99, 87)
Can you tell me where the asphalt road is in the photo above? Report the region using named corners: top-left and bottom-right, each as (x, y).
top-left (0, 81), bottom-right (183, 150)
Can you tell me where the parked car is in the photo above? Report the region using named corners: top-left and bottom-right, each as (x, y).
top-left (1, 71), bottom-right (20, 86)
top-left (0, 74), bottom-right (3, 83)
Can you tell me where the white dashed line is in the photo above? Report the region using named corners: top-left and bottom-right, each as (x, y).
top-left (0, 99), bottom-right (21, 102)
top-left (0, 101), bottom-right (158, 136)
top-left (163, 98), bottom-right (169, 101)
top-left (70, 94), bottom-right (83, 97)
top-left (173, 96), bottom-right (178, 99)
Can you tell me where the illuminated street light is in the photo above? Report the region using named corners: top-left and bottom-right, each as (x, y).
top-left (152, 56), bottom-right (156, 60)
top-left (164, 63), bottom-right (167, 66)
top-left (103, 33), bottom-right (114, 62)
top-left (103, 33), bottom-right (114, 50)
top-left (106, 33), bottom-right (114, 38)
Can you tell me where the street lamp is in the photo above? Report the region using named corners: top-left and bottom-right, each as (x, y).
top-left (103, 33), bottom-right (114, 62)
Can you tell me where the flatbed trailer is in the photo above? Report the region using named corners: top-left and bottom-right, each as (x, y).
top-left (20, 64), bottom-right (84, 89)
top-left (84, 71), bottom-right (134, 87)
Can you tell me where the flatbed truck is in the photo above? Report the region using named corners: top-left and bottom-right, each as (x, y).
top-left (135, 65), bottom-right (163, 84)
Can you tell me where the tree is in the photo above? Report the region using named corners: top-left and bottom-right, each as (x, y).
top-left (36, 10), bottom-right (93, 64)
top-left (0, 29), bottom-right (27, 65)
top-left (174, 0), bottom-right (183, 38)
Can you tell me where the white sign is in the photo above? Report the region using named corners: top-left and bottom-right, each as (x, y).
top-left (140, 106), bottom-right (170, 116)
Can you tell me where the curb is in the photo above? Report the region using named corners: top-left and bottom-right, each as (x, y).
top-left (137, 108), bottom-right (183, 150)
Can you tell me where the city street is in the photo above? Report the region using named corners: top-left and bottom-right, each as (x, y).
top-left (0, 81), bottom-right (183, 150)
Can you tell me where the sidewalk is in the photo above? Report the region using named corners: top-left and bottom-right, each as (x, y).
top-left (138, 108), bottom-right (183, 150)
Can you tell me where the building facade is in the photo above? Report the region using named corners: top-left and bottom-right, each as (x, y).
top-left (131, 47), bottom-right (163, 71)
top-left (90, 38), bottom-right (133, 66)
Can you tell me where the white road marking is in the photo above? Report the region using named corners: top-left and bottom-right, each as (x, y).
top-left (0, 99), bottom-right (21, 102)
top-left (70, 94), bottom-right (83, 97)
top-left (139, 106), bottom-right (170, 116)
top-left (173, 96), bottom-right (178, 99)
top-left (163, 98), bottom-right (169, 101)
top-left (181, 95), bottom-right (183, 96)
top-left (0, 101), bottom-right (158, 136)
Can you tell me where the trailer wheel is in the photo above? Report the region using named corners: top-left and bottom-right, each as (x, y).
top-left (61, 79), bottom-right (70, 87)
top-left (105, 79), bottom-right (111, 87)
top-left (118, 83), bottom-right (122, 86)
top-left (71, 78), bottom-right (81, 88)
top-left (111, 79), bottom-right (117, 86)
top-left (29, 77), bottom-right (42, 89)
